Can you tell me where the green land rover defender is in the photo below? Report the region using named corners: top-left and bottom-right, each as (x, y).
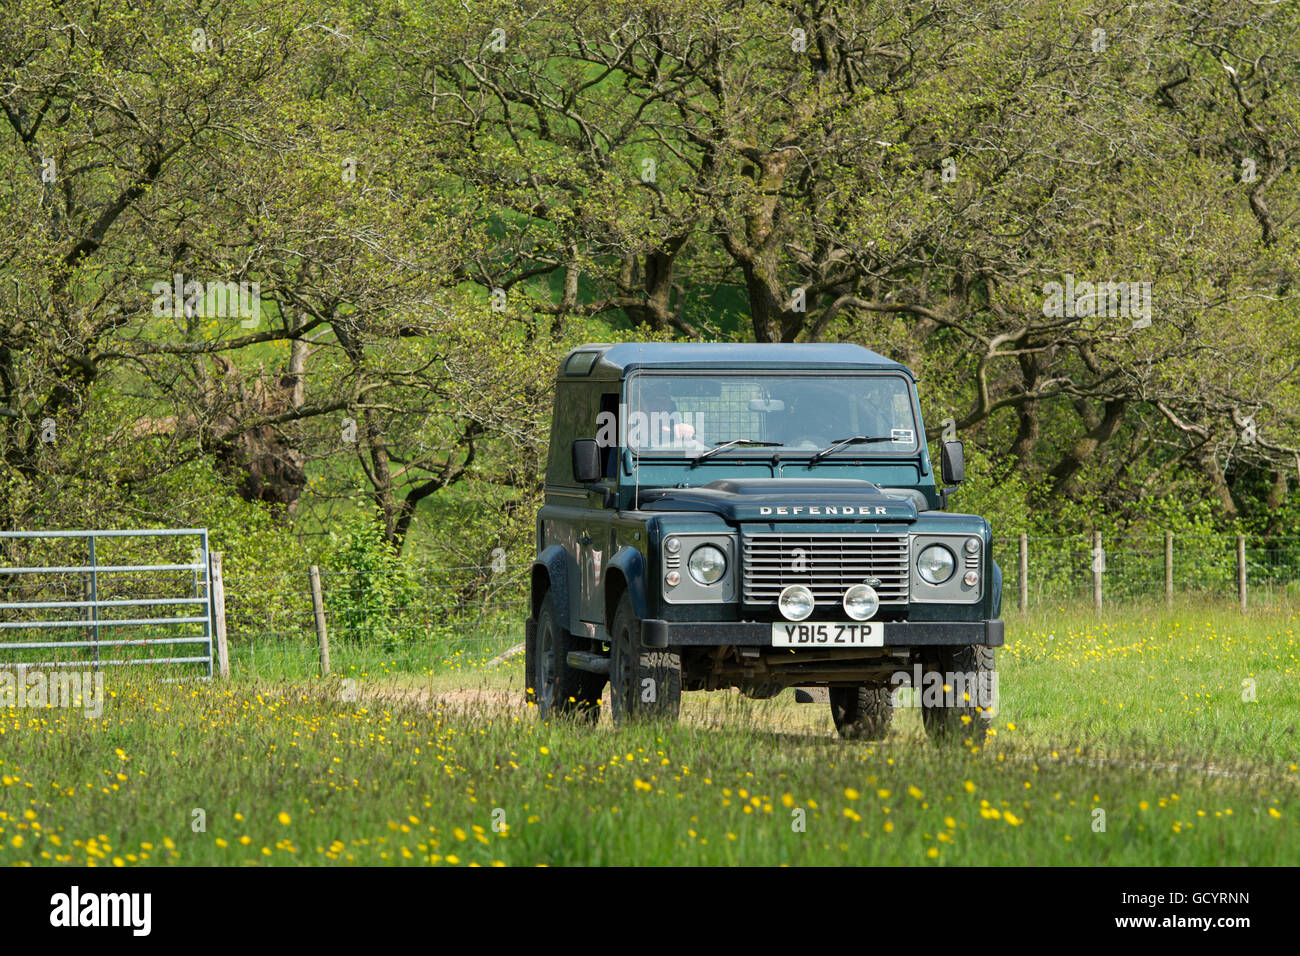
top-left (525, 343), bottom-right (1002, 740)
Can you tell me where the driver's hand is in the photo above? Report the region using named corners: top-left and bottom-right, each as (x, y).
top-left (658, 422), bottom-right (696, 444)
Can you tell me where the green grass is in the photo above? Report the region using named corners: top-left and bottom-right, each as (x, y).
top-left (0, 599), bottom-right (1297, 865)
top-left (1004, 597), bottom-right (1300, 763)
top-left (226, 614), bottom-right (525, 680)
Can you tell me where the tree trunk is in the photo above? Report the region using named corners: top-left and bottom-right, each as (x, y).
top-left (1049, 399), bottom-right (1126, 498)
top-left (1009, 354), bottom-right (1041, 468)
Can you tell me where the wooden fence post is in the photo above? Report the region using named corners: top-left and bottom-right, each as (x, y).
top-left (1237, 534), bottom-right (1247, 612)
top-left (1018, 533), bottom-right (1028, 612)
top-left (1092, 531), bottom-right (1103, 612)
top-left (310, 565), bottom-right (330, 676)
top-left (210, 551), bottom-right (230, 679)
top-left (1164, 531), bottom-right (1174, 609)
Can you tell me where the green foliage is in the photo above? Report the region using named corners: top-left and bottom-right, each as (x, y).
top-left (940, 444), bottom-right (1035, 536)
top-left (943, 445), bottom-right (1281, 600)
top-left (3, 0), bottom-right (1300, 628)
top-left (322, 511), bottom-right (421, 648)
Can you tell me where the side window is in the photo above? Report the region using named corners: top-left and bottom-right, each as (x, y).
top-left (598, 392), bottom-right (619, 479)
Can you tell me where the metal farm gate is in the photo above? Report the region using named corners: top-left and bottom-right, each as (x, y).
top-left (0, 529), bottom-right (216, 678)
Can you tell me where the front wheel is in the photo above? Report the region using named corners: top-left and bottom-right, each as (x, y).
top-left (919, 644), bottom-right (997, 744)
top-left (528, 589), bottom-right (604, 721)
top-left (608, 593), bottom-right (681, 725)
top-left (829, 684), bottom-right (893, 739)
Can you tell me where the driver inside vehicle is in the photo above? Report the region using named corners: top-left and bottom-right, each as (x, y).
top-left (636, 379), bottom-right (702, 449)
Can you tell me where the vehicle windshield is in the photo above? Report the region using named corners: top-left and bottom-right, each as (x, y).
top-left (624, 372), bottom-right (920, 457)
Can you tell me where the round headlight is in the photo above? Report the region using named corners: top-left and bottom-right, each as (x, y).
top-left (843, 584), bottom-right (880, 621)
top-left (778, 585), bottom-right (815, 621)
top-left (917, 544), bottom-right (956, 584)
top-left (687, 544), bottom-right (727, 585)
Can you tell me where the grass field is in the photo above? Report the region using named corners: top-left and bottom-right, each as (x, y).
top-left (1, 600), bottom-right (1297, 865)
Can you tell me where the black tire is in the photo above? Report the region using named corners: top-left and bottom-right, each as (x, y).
top-left (608, 592), bottom-right (681, 724)
top-left (530, 588), bottom-right (604, 721)
top-left (829, 684), bottom-right (893, 739)
top-left (919, 644), bottom-right (997, 743)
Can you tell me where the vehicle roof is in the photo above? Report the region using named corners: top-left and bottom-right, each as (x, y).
top-left (560, 342), bottom-right (913, 380)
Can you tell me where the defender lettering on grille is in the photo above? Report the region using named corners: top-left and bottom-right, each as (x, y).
top-left (759, 506), bottom-right (888, 516)
top-left (742, 533), bottom-right (910, 606)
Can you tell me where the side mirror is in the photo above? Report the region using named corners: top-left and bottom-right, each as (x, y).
top-left (572, 438), bottom-right (602, 483)
top-left (941, 440), bottom-right (965, 485)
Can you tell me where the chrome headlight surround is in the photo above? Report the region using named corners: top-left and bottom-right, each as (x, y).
top-left (909, 533), bottom-right (983, 604)
top-left (661, 532), bottom-right (736, 603)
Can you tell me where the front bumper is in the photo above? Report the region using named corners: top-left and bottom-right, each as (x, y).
top-left (641, 619), bottom-right (1004, 649)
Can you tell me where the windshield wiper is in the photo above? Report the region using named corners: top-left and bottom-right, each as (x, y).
top-left (809, 435), bottom-right (899, 463)
top-left (693, 438), bottom-right (781, 463)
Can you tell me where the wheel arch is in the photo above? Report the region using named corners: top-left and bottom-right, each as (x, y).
top-left (531, 545), bottom-right (569, 621)
top-left (604, 546), bottom-right (648, 633)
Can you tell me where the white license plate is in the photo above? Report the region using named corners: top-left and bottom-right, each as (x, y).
top-left (771, 621), bottom-right (883, 647)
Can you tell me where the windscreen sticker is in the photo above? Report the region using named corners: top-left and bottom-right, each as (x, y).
top-left (891, 428), bottom-right (914, 444)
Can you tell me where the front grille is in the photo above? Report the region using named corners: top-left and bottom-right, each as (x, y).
top-left (742, 533), bottom-right (910, 606)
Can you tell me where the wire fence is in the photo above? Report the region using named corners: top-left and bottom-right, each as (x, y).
top-left (993, 532), bottom-right (1300, 608)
